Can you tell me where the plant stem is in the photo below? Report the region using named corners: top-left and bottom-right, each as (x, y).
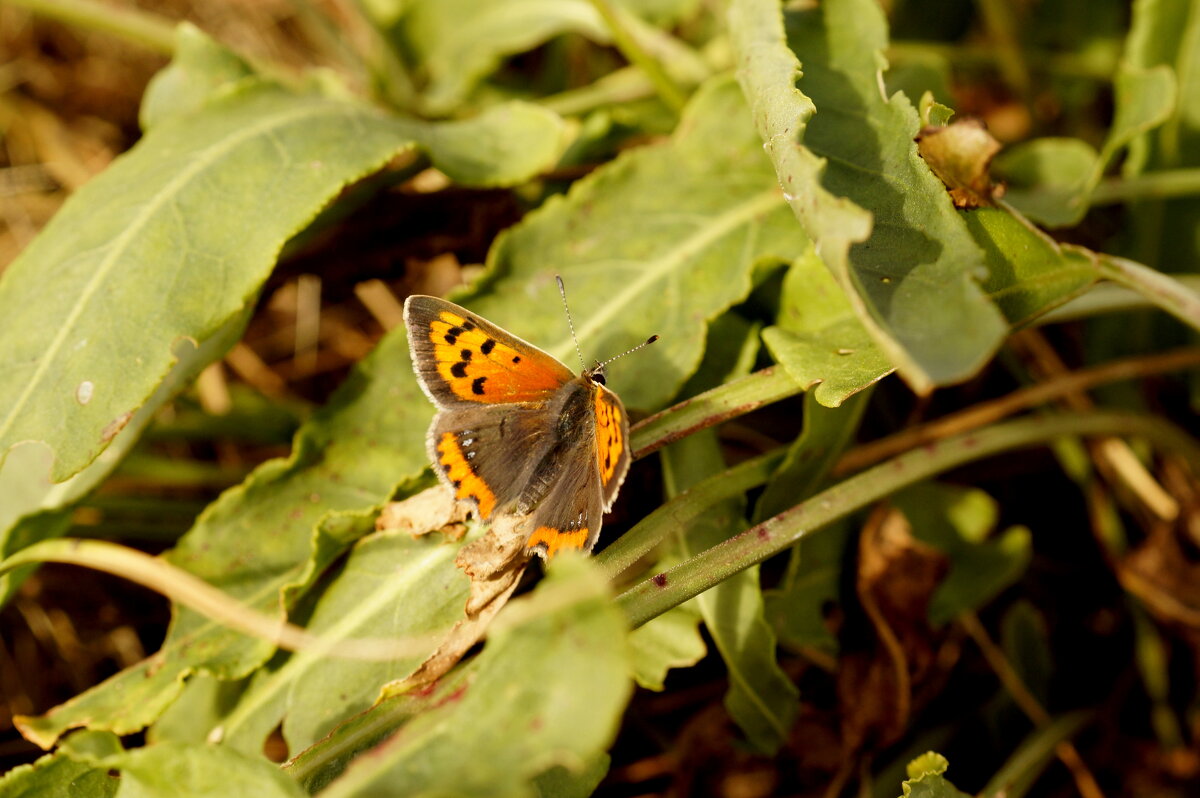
top-left (1097, 254), bottom-right (1200, 336)
top-left (0, 539), bottom-right (436, 661)
top-left (616, 411), bottom-right (1200, 627)
top-left (5, 0), bottom-right (177, 53)
top-left (1088, 168), bottom-right (1200, 205)
top-left (835, 346), bottom-right (1200, 474)
top-left (586, 0), bottom-right (687, 113)
top-left (1039, 277), bottom-right (1200, 324)
top-left (630, 366), bottom-right (802, 460)
top-left (596, 448), bottom-right (785, 579)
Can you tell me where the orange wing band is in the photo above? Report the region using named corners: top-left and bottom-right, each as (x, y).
top-left (436, 432), bottom-right (496, 519)
top-left (594, 389), bottom-right (625, 487)
top-left (527, 526), bottom-right (590, 559)
top-left (428, 310), bottom-right (566, 403)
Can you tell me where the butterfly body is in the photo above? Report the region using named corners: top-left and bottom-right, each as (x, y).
top-left (404, 295), bottom-right (631, 559)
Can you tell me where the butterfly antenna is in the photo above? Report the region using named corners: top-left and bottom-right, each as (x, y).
top-left (556, 275), bottom-right (587, 371)
top-left (598, 334), bottom-right (660, 369)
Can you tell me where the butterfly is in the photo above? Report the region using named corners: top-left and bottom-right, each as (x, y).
top-left (403, 283), bottom-right (655, 559)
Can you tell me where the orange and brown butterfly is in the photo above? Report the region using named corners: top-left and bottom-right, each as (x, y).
top-left (403, 280), bottom-right (655, 559)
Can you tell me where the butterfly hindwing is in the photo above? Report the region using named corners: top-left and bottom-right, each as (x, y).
top-left (594, 383), bottom-right (631, 512)
top-left (405, 296), bottom-right (575, 408)
top-left (523, 432), bottom-right (605, 559)
top-left (429, 403), bottom-right (556, 520)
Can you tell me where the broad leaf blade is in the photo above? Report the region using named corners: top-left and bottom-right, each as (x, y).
top-left (219, 529), bottom-right (472, 754)
top-left (762, 249), bottom-right (894, 407)
top-left (0, 81), bottom-right (562, 486)
top-left (731, 0), bottom-right (1008, 393)
top-left (319, 555), bottom-right (632, 798)
top-left (464, 75), bottom-right (803, 410)
top-left (16, 330), bottom-right (431, 749)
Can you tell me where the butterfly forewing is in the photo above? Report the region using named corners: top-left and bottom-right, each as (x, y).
top-left (405, 296), bottom-right (574, 408)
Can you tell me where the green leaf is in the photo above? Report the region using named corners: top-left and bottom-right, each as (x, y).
top-left (731, 0), bottom-right (1007, 393)
top-left (139, 23), bottom-right (255, 131)
top-left (463, 75), bottom-right (804, 410)
top-left (399, 0), bottom-right (607, 114)
top-left (318, 555), bottom-right (632, 798)
top-left (396, 0), bottom-right (705, 115)
top-left (893, 483), bottom-right (1032, 627)
top-left (662, 432), bottom-right (797, 753)
top-left (629, 602), bottom-right (706, 691)
top-left (1123, 0), bottom-right (1200, 269)
top-left (16, 330), bottom-right (431, 749)
top-left (0, 310), bottom-right (251, 605)
top-left (762, 249), bottom-right (893, 408)
top-left (756, 390), bottom-right (870, 522)
top-left (93, 742), bottom-right (305, 798)
top-left (899, 752), bottom-right (971, 798)
top-left (0, 80), bottom-right (562, 487)
top-left (995, 139), bottom-right (1099, 228)
top-left (998, 65), bottom-right (1175, 227)
top-left (147, 674), bottom-right (250, 744)
top-left (0, 732), bottom-right (120, 798)
top-left (219, 528), bottom-right (473, 754)
top-left (285, 665), bottom-right (478, 793)
top-left (763, 519), bottom-right (851, 656)
top-left (966, 208), bottom-right (1098, 327)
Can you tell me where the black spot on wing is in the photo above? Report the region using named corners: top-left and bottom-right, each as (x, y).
top-left (481, 339), bottom-right (496, 355)
top-left (471, 376), bottom-right (487, 395)
top-left (450, 361), bottom-right (469, 379)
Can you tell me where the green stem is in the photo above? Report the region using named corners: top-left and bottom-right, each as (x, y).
top-left (4, 0), bottom-right (177, 53)
top-left (586, 0), bottom-right (686, 112)
top-left (1039, 277), bottom-right (1200, 324)
top-left (616, 411), bottom-right (1200, 627)
top-left (596, 448), bottom-right (785, 579)
top-left (629, 366), bottom-right (802, 460)
top-left (1097, 254), bottom-right (1200, 336)
top-left (887, 41), bottom-right (1116, 81)
top-left (1088, 168), bottom-right (1200, 205)
top-left (0, 539), bottom-right (436, 660)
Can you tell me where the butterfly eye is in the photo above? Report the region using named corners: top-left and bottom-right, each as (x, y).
top-left (591, 370), bottom-right (606, 386)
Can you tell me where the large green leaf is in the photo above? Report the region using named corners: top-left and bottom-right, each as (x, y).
top-left (965, 208), bottom-right (1098, 327)
top-left (139, 22), bottom-right (255, 131)
top-left (661, 432), bottom-right (798, 753)
top-left (730, 0), bottom-right (1008, 393)
top-left (86, 742), bottom-right (306, 798)
top-left (16, 330), bottom-right (432, 749)
top-left (762, 249), bottom-right (894, 407)
top-left (218, 528), bottom-right (473, 754)
top-left (0, 80), bottom-right (560, 487)
top-left (318, 555), bottom-right (632, 798)
top-left (459, 75), bottom-right (804, 410)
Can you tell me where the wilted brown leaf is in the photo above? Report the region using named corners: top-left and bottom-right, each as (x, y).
top-left (838, 506), bottom-right (949, 752)
top-left (915, 118), bottom-right (1003, 209)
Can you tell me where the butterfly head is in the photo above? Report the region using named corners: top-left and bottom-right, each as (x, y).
top-left (557, 275), bottom-right (659, 385)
